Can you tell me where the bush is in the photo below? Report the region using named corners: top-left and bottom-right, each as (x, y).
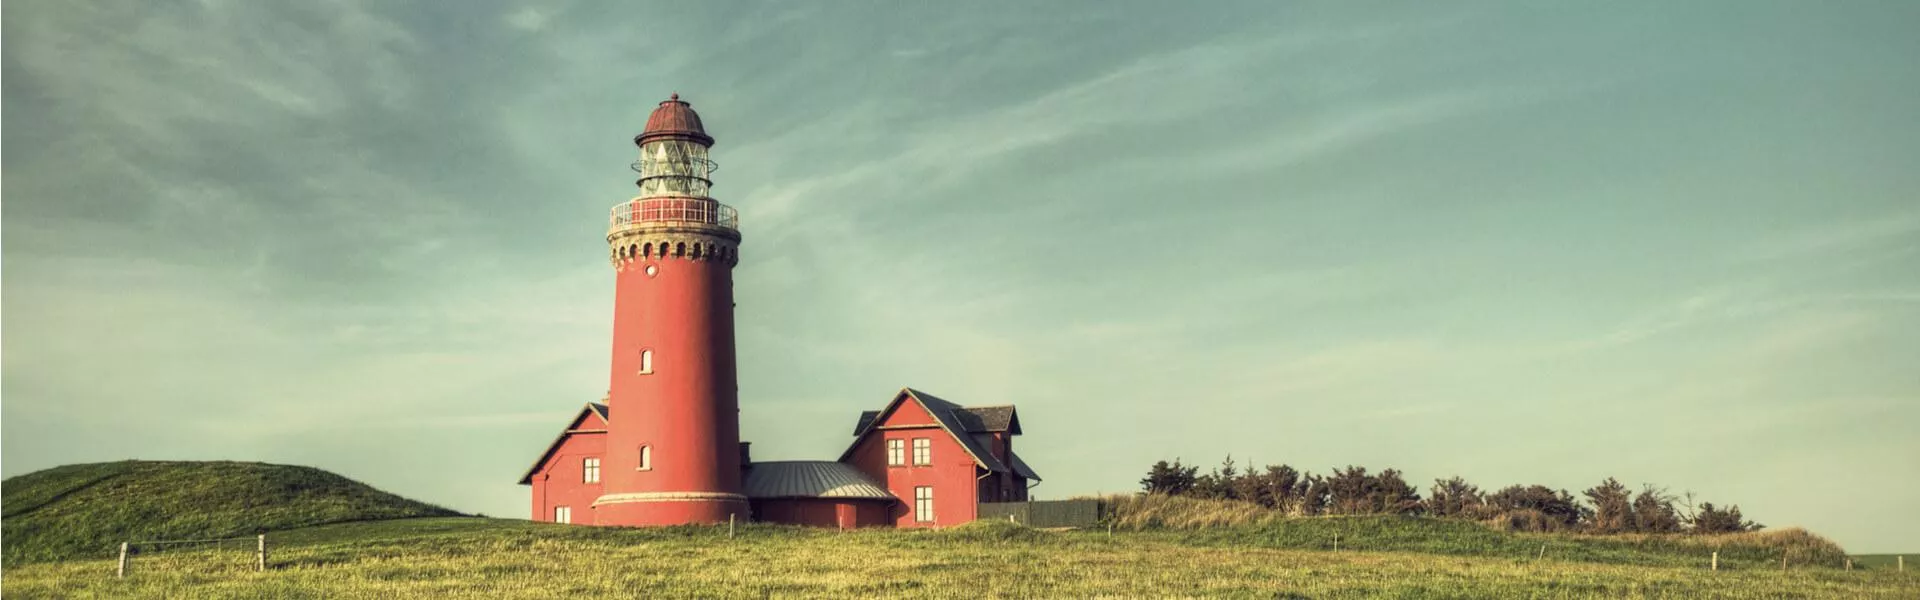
top-left (1133, 459), bottom-right (1771, 538)
top-left (1486, 485), bottom-right (1583, 532)
top-left (1139, 460), bottom-right (1198, 496)
top-left (1582, 478), bottom-right (1634, 534)
top-left (1691, 502), bottom-right (1762, 534)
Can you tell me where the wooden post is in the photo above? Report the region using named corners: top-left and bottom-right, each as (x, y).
top-left (1537, 544), bottom-right (1546, 561)
top-left (117, 542), bottom-right (129, 578)
top-left (1781, 552), bottom-right (1788, 572)
top-left (1711, 551), bottom-right (1718, 571)
top-left (1845, 558), bottom-right (1852, 571)
top-left (1333, 533), bottom-right (1339, 552)
top-left (1107, 522), bottom-right (1113, 540)
top-left (257, 534), bottom-right (266, 572)
top-left (1898, 555), bottom-right (1904, 572)
top-left (728, 513), bottom-right (736, 539)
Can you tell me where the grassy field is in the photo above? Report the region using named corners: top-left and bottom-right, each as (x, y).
top-left (1851, 554), bottom-right (1910, 570)
top-left (2, 461), bottom-right (459, 565)
top-left (4, 462), bottom-right (1911, 598)
top-left (4, 517), bottom-right (1915, 599)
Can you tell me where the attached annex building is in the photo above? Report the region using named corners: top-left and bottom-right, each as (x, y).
top-left (518, 95), bottom-right (1040, 528)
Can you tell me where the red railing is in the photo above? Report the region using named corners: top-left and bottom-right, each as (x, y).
top-left (609, 197), bottom-right (738, 230)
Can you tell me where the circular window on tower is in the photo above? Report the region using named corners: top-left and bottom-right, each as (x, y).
top-left (645, 264), bottom-right (658, 277)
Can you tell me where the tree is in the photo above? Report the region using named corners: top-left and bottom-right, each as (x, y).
top-left (1632, 485), bottom-right (1682, 533)
top-left (1298, 474), bottom-right (1330, 516)
top-left (1253, 465), bottom-right (1308, 512)
top-left (1487, 485), bottom-right (1582, 531)
top-left (1582, 478), bottom-right (1635, 534)
top-left (1325, 466), bottom-right (1376, 515)
top-left (1139, 459), bottom-right (1198, 495)
top-left (1691, 502), bottom-right (1762, 534)
top-left (1189, 456), bottom-right (1240, 500)
top-left (1372, 469), bottom-right (1424, 515)
top-left (1322, 466), bottom-right (1421, 515)
top-left (1427, 476), bottom-right (1486, 519)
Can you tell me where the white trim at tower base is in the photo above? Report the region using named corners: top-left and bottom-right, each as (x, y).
top-left (592, 491), bottom-right (749, 507)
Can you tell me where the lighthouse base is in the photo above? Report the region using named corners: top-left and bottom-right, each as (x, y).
top-left (592, 492), bottom-right (750, 526)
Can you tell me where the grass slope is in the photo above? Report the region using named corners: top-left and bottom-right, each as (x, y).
top-left (4, 518), bottom-right (1916, 599)
top-left (1108, 493), bottom-right (1854, 569)
top-left (2, 461), bottom-right (459, 566)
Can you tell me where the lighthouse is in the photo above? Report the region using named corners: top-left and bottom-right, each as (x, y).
top-left (519, 94), bottom-right (1044, 529)
top-left (592, 93), bottom-right (746, 525)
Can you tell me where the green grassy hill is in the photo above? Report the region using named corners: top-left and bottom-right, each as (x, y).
top-left (2, 460), bottom-right (459, 565)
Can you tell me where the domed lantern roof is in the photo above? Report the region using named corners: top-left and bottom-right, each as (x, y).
top-left (635, 93), bottom-right (714, 147)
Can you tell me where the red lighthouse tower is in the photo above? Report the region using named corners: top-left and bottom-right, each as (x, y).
top-left (593, 93), bottom-right (747, 525)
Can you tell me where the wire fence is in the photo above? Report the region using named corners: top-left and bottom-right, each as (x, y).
top-left (117, 534), bottom-right (267, 578)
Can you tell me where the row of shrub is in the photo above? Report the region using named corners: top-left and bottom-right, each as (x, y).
top-left (1139, 457), bottom-right (1762, 534)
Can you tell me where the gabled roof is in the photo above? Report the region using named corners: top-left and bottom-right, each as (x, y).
top-left (743, 461), bottom-right (895, 500)
top-left (839, 388), bottom-right (1011, 473)
top-left (1007, 450), bottom-right (1042, 482)
top-left (853, 404), bottom-right (1021, 436)
top-left (517, 402), bottom-right (609, 485)
top-left (951, 405), bottom-right (1021, 435)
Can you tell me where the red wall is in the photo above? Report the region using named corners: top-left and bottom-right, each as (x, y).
top-left (846, 398), bottom-right (982, 528)
top-left (600, 249), bottom-right (745, 525)
top-left (530, 430), bottom-right (606, 524)
top-left (751, 498), bottom-right (891, 528)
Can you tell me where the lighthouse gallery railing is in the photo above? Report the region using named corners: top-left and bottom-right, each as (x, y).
top-left (609, 197), bottom-right (738, 230)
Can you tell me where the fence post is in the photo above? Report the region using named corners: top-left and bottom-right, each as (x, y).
top-left (1846, 558), bottom-right (1852, 571)
top-left (1898, 555), bottom-right (1904, 572)
top-left (1711, 551), bottom-right (1718, 571)
top-left (1537, 544), bottom-right (1546, 561)
top-left (1333, 533), bottom-right (1339, 552)
top-left (257, 534), bottom-right (267, 572)
top-left (117, 542), bottom-right (129, 578)
top-left (1781, 552), bottom-right (1788, 572)
top-left (728, 514), bottom-right (736, 539)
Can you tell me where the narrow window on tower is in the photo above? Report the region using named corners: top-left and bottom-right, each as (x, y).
top-left (886, 439), bottom-right (905, 466)
top-left (912, 438), bottom-right (931, 466)
top-left (639, 349), bottom-right (653, 374)
top-left (554, 506), bottom-right (571, 524)
top-left (914, 486), bottom-right (934, 523)
top-left (583, 457), bottom-right (600, 484)
top-left (638, 445), bottom-right (652, 471)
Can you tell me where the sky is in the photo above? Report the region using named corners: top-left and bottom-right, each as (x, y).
top-left (3, 1), bottom-right (1917, 552)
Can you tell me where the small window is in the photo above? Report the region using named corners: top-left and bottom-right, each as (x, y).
top-left (554, 506), bottom-right (572, 524)
top-left (912, 438), bottom-right (931, 466)
top-left (914, 486), bottom-right (934, 523)
top-left (639, 349), bottom-right (654, 374)
top-left (887, 439), bottom-right (905, 466)
top-left (583, 457), bottom-right (600, 484)
top-left (638, 445), bottom-right (652, 471)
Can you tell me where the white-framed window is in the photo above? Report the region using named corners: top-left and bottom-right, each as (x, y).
top-left (887, 439), bottom-right (905, 466)
top-left (554, 506), bottom-right (572, 524)
top-left (639, 349), bottom-right (654, 374)
top-left (638, 445), bottom-right (652, 471)
top-left (912, 438), bottom-right (931, 466)
top-left (583, 457), bottom-right (600, 483)
top-left (914, 486), bottom-right (934, 523)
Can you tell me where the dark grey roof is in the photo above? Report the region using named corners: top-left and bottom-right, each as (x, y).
top-left (853, 410), bottom-right (880, 436)
top-left (743, 461), bottom-right (895, 500)
top-left (1007, 450), bottom-right (1042, 481)
top-left (951, 406), bottom-right (1019, 434)
top-left (589, 402), bottom-right (609, 423)
top-left (842, 388), bottom-right (1013, 474)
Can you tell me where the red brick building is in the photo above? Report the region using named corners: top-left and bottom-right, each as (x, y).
top-left (518, 95), bottom-right (1039, 528)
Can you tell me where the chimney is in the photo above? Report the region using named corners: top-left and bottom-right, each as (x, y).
top-left (739, 441), bottom-right (752, 468)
